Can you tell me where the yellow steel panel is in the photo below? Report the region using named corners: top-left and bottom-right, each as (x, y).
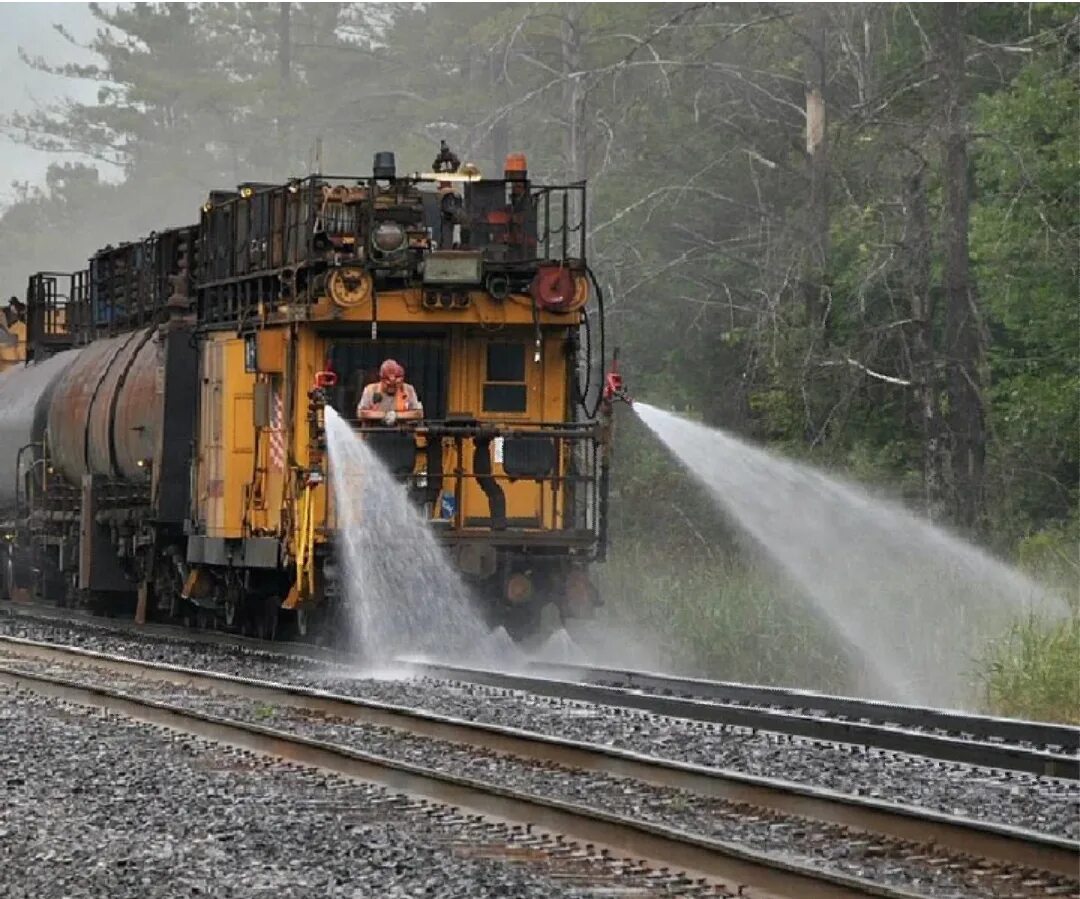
top-left (196, 339), bottom-right (224, 536)
top-left (220, 339), bottom-right (255, 538)
top-left (233, 393), bottom-right (254, 452)
top-left (304, 289), bottom-right (582, 329)
top-left (256, 328), bottom-right (286, 373)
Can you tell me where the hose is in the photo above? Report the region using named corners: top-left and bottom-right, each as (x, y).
top-left (574, 305), bottom-right (592, 413)
top-left (306, 484), bottom-right (316, 595)
top-left (585, 265), bottom-right (606, 419)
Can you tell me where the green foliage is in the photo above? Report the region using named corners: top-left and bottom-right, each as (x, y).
top-left (972, 46), bottom-right (1080, 544)
top-left (599, 543), bottom-right (854, 691)
top-left (1, 3), bottom-right (1077, 692)
top-left (979, 613), bottom-right (1080, 724)
top-left (1014, 519), bottom-right (1080, 593)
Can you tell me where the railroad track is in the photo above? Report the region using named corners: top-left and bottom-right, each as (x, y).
top-left (4, 603), bottom-right (1078, 781)
top-left (404, 659), bottom-right (1080, 780)
top-left (0, 634), bottom-right (1076, 898)
top-left (4, 602), bottom-right (1078, 782)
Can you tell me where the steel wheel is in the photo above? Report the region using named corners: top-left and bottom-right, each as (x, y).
top-left (295, 606), bottom-right (310, 638)
top-left (259, 596), bottom-right (280, 641)
top-left (223, 592), bottom-right (239, 629)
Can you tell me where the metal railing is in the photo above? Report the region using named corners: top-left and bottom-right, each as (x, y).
top-left (338, 419), bottom-right (604, 550)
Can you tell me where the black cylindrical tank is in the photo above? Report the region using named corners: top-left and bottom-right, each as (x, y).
top-left (0, 349), bottom-right (83, 512)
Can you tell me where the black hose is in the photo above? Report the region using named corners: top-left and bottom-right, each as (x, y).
top-left (585, 265), bottom-right (606, 419)
top-left (574, 306), bottom-right (592, 413)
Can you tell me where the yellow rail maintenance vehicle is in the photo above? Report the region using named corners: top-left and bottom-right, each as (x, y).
top-left (187, 146), bottom-right (623, 638)
top-left (0, 145), bottom-right (625, 641)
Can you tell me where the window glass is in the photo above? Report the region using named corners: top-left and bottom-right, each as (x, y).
top-left (486, 342), bottom-right (525, 382)
top-left (483, 383), bottom-right (527, 412)
top-left (484, 342), bottom-right (527, 412)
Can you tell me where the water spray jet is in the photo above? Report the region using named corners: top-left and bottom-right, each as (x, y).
top-left (630, 402), bottom-right (1065, 708)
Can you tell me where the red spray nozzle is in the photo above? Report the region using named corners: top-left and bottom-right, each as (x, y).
top-left (602, 355), bottom-right (631, 407)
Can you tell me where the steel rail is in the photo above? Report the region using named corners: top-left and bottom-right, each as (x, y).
top-left (0, 653), bottom-right (908, 899)
top-left (0, 603), bottom-right (340, 663)
top-left (5, 603), bottom-right (1076, 779)
top-left (529, 661), bottom-right (1080, 752)
top-left (0, 635), bottom-right (1075, 883)
top-left (403, 660), bottom-right (1080, 781)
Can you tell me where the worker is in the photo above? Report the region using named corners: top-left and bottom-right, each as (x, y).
top-left (356, 359), bottom-right (423, 425)
top-left (3, 297), bottom-right (25, 328)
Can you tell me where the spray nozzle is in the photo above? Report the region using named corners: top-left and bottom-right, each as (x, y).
top-left (602, 351), bottom-right (631, 408)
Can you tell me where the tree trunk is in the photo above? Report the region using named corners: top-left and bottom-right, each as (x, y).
top-left (939, 4), bottom-right (986, 531)
top-left (279, 3), bottom-right (291, 85)
top-left (489, 54), bottom-right (509, 174)
top-left (906, 167), bottom-right (945, 520)
top-left (277, 3), bottom-right (292, 170)
top-left (803, 6), bottom-right (830, 338)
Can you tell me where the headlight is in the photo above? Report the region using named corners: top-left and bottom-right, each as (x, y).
top-left (372, 221), bottom-right (406, 254)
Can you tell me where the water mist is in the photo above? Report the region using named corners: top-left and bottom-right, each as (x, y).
top-left (324, 408), bottom-right (492, 665)
top-left (633, 402), bottom-right (1065, 707)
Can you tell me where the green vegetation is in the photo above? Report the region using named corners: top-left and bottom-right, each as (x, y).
top-left (0, 4), bottom-right (1075, 715)
top-left (599, 546), bottom-right (855, 692)
top-left (979, 614), bottom-right (1080, 724)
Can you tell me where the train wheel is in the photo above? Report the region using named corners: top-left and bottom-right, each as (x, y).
top-left (223, 593), bottom-right (239, 630)
top-left (0, 549), bottom-right (11, 601)
top-left (257, 595), bottom-right (280, 641)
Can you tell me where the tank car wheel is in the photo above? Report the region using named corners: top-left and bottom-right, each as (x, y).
top-left (223, 594), bottom-right (239, 630)
top-left (0, 549), bottom-right (11, 601)
top-left (257, 596), bottom-right (280, 641)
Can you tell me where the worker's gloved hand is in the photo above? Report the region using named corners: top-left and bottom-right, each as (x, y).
top-left (385, 410), bottom-right (398, 426)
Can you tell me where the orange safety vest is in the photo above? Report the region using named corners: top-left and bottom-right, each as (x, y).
top-left (368, 382), bottom-right (411, 412)
top-left (387, 383), bottom-right (410, 413)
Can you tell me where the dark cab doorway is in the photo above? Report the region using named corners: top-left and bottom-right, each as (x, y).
top-left (326, 337), bottom-right (448, 421)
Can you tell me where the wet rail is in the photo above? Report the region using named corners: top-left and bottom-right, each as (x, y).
top-left (0, 634), bottom-right (1076, 899)
top-left (3, 603), bottom-right (1077, 780)
top-left (404, 660), bottom-right (1080, 781)
top-left (530, 661), bottom-right (1080, 751)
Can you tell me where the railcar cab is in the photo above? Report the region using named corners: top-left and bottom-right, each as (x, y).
top-left (192, 142), bottom-right (614, 632)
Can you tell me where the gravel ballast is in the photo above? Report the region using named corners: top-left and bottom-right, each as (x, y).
top-left (3, 651), bottom-right (1078, 899)
top-left (2, 612), bottom-right (1077, 845)
top-left (0, 684), bottom-right (724, 899)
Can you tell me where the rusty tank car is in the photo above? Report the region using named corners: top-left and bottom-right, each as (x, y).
top-left (0, 234), bottom-right (199, 608)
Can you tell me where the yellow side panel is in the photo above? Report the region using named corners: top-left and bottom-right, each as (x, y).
top-left (196, 335), bottom-right (255, 539)
top-left (233, 394), bottom-right (254, 452)
top-left (196, 339), bottom-right (223, 534)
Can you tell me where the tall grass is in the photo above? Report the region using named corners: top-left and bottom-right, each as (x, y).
top-left (597, 541), bottom-right (857, 693)
top-left (978, 613), bottom-right (1080, 724)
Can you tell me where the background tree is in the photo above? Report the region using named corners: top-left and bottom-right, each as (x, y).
top-left (0, 2), bottom-right (1075, 687)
